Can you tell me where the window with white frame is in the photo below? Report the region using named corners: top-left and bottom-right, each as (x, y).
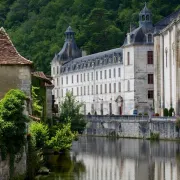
top-left (118, 68), bottom-right (121, 77)
top-left (104, 70), bottom-right (107, 79)
top-left (109, 69), bottom-right (111, 78)
top-left (114, 83), bottom-right (116, 93)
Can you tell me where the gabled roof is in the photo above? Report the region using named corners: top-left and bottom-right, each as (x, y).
top-left (0, 27), bottom-right (32, 65)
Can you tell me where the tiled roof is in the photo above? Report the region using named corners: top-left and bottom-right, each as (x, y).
top-left (0, 27), bottom-right (32, 65)
top-left (32, 71), bottom-right (54, 87)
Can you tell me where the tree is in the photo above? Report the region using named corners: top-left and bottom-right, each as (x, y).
top-left (59, 92), bottom-right (86, 133)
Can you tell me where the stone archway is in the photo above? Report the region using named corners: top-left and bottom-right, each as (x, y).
top-left (115, 96), bottom-right (123, 115)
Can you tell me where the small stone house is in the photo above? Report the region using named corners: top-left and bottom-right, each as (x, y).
top-left (0, 27), bottom-right (32, 100)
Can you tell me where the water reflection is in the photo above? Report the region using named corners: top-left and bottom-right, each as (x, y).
top-left (37, 136), bottom-right (180, 180)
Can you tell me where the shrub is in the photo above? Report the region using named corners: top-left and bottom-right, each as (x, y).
top-left (169, 107), bottom-right (174, 117)
top-left (150, 132), bottom-right (159, 140)
top-left (47, 123), bottom-right (75, 152)
top-left (164, 108), bottom-right (169, 116)
top-left (144, 112), bottom-right (148, 116)
top-left (29, 122), bottom-right (49, 148)
top-left (154, 113), bottom-right (159, 116)
top-left (138, 113), bottom-right (142, 116)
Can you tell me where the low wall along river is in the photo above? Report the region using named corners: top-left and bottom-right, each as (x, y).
top-left (85, 115), bottom-right (179, 139)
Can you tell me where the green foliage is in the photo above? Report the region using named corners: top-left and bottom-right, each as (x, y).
top-left (168, 107), bottom-right (174, 117)
top-left (164, 108), bottom-right (169, 116)
top-left (32, 86), bottom-right (43, 117)
top-left (150, 132), bottom-right (160, 140)
top-left (60, 92), bottom-right (86, 133)
top-left (144, 112), bottom-right (148, 116)
top-left (29, 122), bottom-right (49, 148)
top-left (0, 1), bottom-right (179, 73)
top-left (0, 89), bottom-right (28, 178)
top-left (47, 123), bottom-right (75, 152)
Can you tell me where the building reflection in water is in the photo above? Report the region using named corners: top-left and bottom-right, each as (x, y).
top-left (71, 137), bottom-right (180, 180)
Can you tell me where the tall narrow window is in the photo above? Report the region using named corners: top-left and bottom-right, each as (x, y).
top-left (100, 71), bottom-right (102, 79)
top-left (127, 52), bottom-right (130, 65)
top-left (72, 75), bottom-right (73, 83)
top-left (109, 69), bottom-right (111, 78)
top-left (109, 103), bottom-right (112, 115)
top-left (100, 84), bottom-right (102, 94)
top-left (92, 85), bottom-right (93, 95)
top-left (96, 85), bottom-right (98, 94)
top-left (118, 68), bottom-right (121, 77)
top-left (53, 67), bottom-right (55, 75)
top-left (57, 78), bottom-right (59, 86)
top-left (61, 77), bottom-right (63, 85)
top-left (66, 76), bottom-right (68, 84)
top-left (88, 86), bottom-right (90, 95)
top-left (81, 74), bottom-right (82, 82)
top-left (96, 71), bottom-right (98, 80)
top-left (71, 88), bottom-right (73, 95)
top-left (148, 90), bottom-right (154, 99)
top-left (105, 84), bottom-right (107, 93)
top-left (148, 74), bottom-right (154, 84)
top-left (147, 51), bottom-right (153, 64)
top-left (84, 73), bottom-right (86, 81)
top-left (91, 72), bottom-right (93, 80)
top-left (88, 73), bottom-right (89, 81)
top-left (114, 83), bottom-right (116, 93)
top-left (114, 68), bottom-right (116, 78)
top-left (57, 66), bottom-right (59, 74)
top-left (148, 34), bottom-right (152, 43)
top-left (61, 89), bottom-right (63, 97)
top-left (118, 82), bottom-right (121, 92)
top-left (165, 48), bottom-right (168, 67)
top-left (81, 87), bottom-right (82, 95)
top-left (84, 86), bottom-right (86, 95)
top-left (77, 87), bottom-right (79, 96)
top-left (127, 81), bottom-right (130, 91)
top-left (104, 70), bottom-right (107, 79)
top-left (101, 104), bottom-right (103, 115)
top-left (109, 83), bottom-right (111, 93)
top-left (77, 75), bottom-right (79, 83)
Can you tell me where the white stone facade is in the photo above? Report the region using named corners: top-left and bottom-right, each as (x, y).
top-left (154, 13), bottom-right (180, 115)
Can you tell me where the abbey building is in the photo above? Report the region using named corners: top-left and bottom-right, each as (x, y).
top-left (51, 4), bottom-right (180, 116)
top-left (51, 5), bottom-right (156, 115)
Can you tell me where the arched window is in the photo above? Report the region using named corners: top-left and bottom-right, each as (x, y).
top-left (148, 34), bottom-right (152, 43)
top-left (146, 15), bottom-right (150, 21)
top-left (142, 15), bottom-right (145, 21)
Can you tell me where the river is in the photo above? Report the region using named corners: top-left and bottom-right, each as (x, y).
top-left (36, 136), bottom-right (180, 180)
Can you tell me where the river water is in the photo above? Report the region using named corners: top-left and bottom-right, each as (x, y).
top-left (36, 136), bottom-right (180, 180)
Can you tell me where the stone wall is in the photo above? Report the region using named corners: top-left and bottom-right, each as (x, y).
top-left (0, 150), bottom-right (27, 180)
top-left (0, 65), bottom-right (31, 99)
top-left (85, 115), bottom-right (178, 139)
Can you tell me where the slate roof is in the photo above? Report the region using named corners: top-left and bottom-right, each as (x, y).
top-left (0, 27), bottom-right (32, 65)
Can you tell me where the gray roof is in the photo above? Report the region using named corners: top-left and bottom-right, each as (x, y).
top-left (140, 3), bottom-right (151, 14)
top-left (52, 26), bottom-right (82, 63)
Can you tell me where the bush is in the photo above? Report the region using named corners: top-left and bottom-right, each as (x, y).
top-left (138, 113), bottom-right (142, 116)
top-left (154, 113), bottom-right (159, 116)
top-left (144, 112), bottom-right (148, 116)
top-left (150, 132), bottom-right (159, 140)
top-left (29, 122), bottom-right (49, 148)
top-left (164, 108), bottom-right (169, 116)
top-left (47, 123), bottom-right (75, 152)
top-left (169, 107), bottom-right (174, 117)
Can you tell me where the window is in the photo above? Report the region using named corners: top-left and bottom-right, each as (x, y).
top-left (72, 88), bottom-right (73, 95)
top-left (88, 86), bottom-right (90, 95)
top-left (127, 52), bottom-right (130, 65)
top-left (148, 34), bottom-right (152, 43)
top-left (127, 81), bottom-right (130, 91)
top-left (109, 103), bottom-right (112, 115)
top-left (57, 66), bottom-right (59, 74)
top-left (77, 87), bottom-right (79, 96)
top-left (114, 83), bottom-right (116, 93)
top-left (148, 90), bottom-right (154, 99)
top-left (72, 75), bottom-right (73, 83)
top-left (96, 71), bottom-right (98, 80)
top-left (81, 87), bottom-right (82, 95)
top-left (96, 85), bottom-right (98, 94)
top-left (91, 72), bottom-right (93, 80)
top-left (84, 73), bottom-right (86, 81)
top-left (104, 70), bottom-right (107, 79)
top-left (105, 84), bottom-right (107, 93)
top-left (53, 67), bottom-right (55, 75)
top-left (81, 74), bottom-right (82, 82)
top-left (88, 73), bottom-right (89, 81)
top-left (118, 82), bottom-right (121, 92)
top-left (114, 68), bottom-right (116, 78)
top-left (61, 89), bottom-right (63, 97)
top-left (57, 78), bottom-right (59, 86)
top-left (147, 51), bottom-right (153, 64)
top-left (84, 86), bottom-right (86, 95)
top-left (109, 69), bottom-right (111, 78)
top-left (66, 76), bottom-right (68, 84)
top-left (146, 15), bottom-right (150, 21)
top-left (100, 84), bottom-right (102, 94)
top-left (118, 68), bottom-right (121, 77)
top-left (61, 77), bottom-right (63, 85)
top-left (100, 71), bottom-right (102, 79)
top-left (148, 74), bottom-right (154, 84)
top-left (109, 83), bottom-right (111, 93)
top-left (92, 85), bottom-right (93, 95)
top-left (77, 75), bottom-right (79, 83)
top-left (165, 48), bottom-right (168, 67)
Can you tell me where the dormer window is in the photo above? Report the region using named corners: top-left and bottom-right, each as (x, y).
top-left (148, 34), bottom-right (152, 43)
top-left (146, 15), bottom-right (150, 21)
